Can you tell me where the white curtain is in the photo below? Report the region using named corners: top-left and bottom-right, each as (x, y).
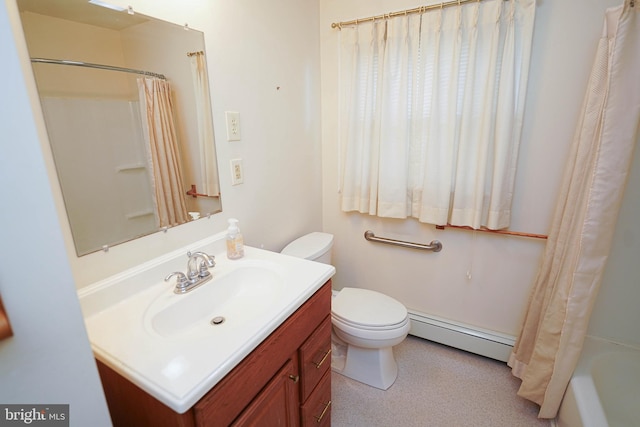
top-left (190, 52), bottom-right (220, 197)
top-left (508, 1), bottom-right (640, 418)
top-left (339, 0), bottom-right (536, 229)
top-left (137, 77), bottom-right (189, 228)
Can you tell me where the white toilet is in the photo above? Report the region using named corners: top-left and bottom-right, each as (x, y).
top-left (281, 232), bottom-right (410, 390)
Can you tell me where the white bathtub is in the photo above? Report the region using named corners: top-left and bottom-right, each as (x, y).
top-left (557, 336), bottom-right (640, 427)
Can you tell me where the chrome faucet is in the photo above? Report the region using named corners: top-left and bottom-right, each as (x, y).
top-left (186, 251), bottom-right (216, 282)
top-left (164, 251), bottom-right (216, 294)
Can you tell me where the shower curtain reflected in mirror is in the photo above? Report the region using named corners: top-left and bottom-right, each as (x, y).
top-left (189, 52), bottom-right (220, 198)
top-left (137, 77), bottom-right (189, 228)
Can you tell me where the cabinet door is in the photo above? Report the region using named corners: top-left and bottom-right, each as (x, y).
top-left (231, 359), bottom-right (299, 427)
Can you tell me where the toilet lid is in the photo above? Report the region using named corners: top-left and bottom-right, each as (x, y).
top-left (332, 288), bottom-right (408, 328)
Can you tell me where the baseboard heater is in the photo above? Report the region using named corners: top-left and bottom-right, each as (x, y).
top-left (408, 310), bottom-right (515, 362)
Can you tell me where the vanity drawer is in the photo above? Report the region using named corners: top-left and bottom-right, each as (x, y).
top-left (298, 317), bottom-right (332, 402)
top-left (300, 370), bottom-right (331, 427)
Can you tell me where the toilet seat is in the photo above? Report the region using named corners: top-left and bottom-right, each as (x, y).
top-left (331, 287), bottom-right (410, 343)
top-left (333, 315), bottom-right (410, 332)
top-left (332, 287), bottom-right (408, 329)
top-left (332, 315), bottom-right (410, 343)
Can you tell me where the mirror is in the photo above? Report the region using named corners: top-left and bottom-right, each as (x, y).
top-left (16, 0), bottom-right (222, 256)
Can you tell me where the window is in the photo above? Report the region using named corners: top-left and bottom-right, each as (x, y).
top-left (339, 0), bottom-right (536, 229)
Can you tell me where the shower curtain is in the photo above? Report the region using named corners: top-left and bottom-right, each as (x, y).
top-left (137, 77), bottom-right (189, 228)
top-left (508, 1), bottom-right (640, 418)
top-left (190, 52), bottom-right (220, 197)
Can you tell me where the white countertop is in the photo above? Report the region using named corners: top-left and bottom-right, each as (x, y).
top-left (78, 235), bottom-right (335, 413)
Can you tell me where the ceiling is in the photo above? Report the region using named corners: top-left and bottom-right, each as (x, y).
top-left (17, 0), bottom-right (148, 30)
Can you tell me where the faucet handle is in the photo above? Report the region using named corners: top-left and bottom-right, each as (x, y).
top-left (197, 262), bottom-right (212, 279)
top-left (164, 271), bottom-right (190, 293)
top-left (205, 254), bottom-right (216, 268)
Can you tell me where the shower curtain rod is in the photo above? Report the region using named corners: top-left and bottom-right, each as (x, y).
top-left (331, 0), bottom-right (508, 29)
top-left (30, 57), bottom-right (167, 80)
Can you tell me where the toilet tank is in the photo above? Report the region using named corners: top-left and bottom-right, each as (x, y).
top-left (281, 232), bottom-right (334, 264)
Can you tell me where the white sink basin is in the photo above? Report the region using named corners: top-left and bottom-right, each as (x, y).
top-left (78, 236), bottom-right (335, 414)
top-left (148, 263), bottom-right (284, 337)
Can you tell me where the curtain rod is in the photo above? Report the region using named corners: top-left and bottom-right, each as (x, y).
top-left (435, 224), bottom-right (548, 239)
top-left (30, 57), bottom-right (167, 80)
top-left (331, 0), bottom-right (508, 29)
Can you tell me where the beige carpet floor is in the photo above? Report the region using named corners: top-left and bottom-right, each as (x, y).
top-left (330, 335), bottom-right (551, 427)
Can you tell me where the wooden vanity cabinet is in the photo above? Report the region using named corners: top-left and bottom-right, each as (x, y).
top-left (97, 280), bottom-right (332, 427)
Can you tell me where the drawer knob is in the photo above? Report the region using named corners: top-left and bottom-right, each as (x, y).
top-left (314, 400), bottom-right (332, 423)
top-left (313, 348), bottom-right (332, 369)
top-left (288, 374), bottom-right (300, 383)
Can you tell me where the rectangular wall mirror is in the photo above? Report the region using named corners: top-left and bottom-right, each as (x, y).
top-left (17, 0), bottom-right (222, 256)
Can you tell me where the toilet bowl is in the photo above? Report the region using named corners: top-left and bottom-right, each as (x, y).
top-left (281, 232), bottom-right (410, 390)
top-left (331, 287), bottom-right (410, 389)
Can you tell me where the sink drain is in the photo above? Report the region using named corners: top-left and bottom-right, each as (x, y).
top-left (210, 316), bottom-right (225, 325)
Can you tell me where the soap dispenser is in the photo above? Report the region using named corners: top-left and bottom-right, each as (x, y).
top-left (226, 218), bottom-right (244, 259)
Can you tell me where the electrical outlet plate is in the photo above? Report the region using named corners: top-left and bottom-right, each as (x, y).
top-left (225, 111), bottom-right (241, 141)
top-left (230, 158), bottom-right (243, 185)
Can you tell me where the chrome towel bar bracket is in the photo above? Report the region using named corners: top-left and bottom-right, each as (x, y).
top-left (364, 230), bottom-right (442, 252)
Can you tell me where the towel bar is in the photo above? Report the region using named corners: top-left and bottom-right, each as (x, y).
top-left (364, 230), bottom-right (442, 252)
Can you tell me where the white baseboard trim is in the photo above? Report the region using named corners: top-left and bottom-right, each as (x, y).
top-left (408, 310), bottom-right (516, 362)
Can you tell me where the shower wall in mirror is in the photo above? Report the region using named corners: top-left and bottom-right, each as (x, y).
top-left (17, 0), bottom-right (222, 256)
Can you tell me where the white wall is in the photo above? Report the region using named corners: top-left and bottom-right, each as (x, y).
top-left (0, 1), bottom-right (111, 424)
top-left (320, 0), bottom-right (623, 336)
top-left (13, 0), bottom-right (323, 287)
